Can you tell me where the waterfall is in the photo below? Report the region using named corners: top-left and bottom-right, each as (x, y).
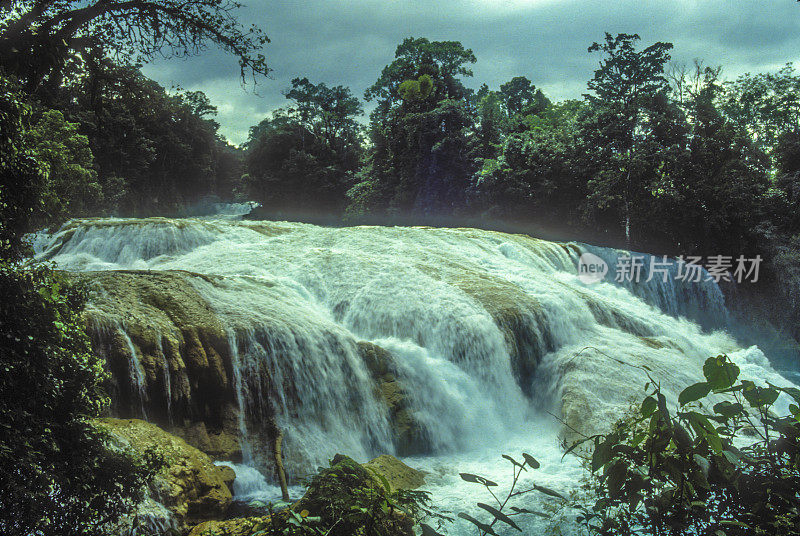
top-left (157, 338), bottom-right (172, 427)
top-left (35, 216), bottom-right (799, 534)
top-left (119, 327), bottom-right (148, 419)
top-left (228, 330), bottom-right (253, 464)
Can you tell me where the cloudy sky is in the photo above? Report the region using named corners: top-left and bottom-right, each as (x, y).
top-left (142, 0), bottom-right (800, 145)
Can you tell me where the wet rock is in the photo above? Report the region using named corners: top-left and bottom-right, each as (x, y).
top-left (97, 418), bottom-right (233, 530)
top-left (362, 455), bottom-right (425, 491)
top-left (188, 516), bottom-right (270, 536)
top-left (217, 464), bottom-right (236, 494)
top-left (75, 270), bottom-right (242, 459)
top-left (437, 270), bottom-right (553, 394)
top-left (357, 342), bottom-right (425, 455)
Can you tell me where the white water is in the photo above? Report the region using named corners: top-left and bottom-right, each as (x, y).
top-left (120, 327), bottom-right (148, 419)
top-left (215, 462), bottom-right (303, 503)
top-left (34, 216), bottom-right (797, 534)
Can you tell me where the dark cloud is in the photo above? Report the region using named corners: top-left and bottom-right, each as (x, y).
top-left (141, 0), bottom-right (800, 145)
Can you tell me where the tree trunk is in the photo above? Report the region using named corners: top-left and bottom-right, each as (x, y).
top-left (273, 428), bottom-right (290, 501)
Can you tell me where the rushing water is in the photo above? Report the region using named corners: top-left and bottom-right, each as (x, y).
top-left (33, 210), bottom-right (798, 535)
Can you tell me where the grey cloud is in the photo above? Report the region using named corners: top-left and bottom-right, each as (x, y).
top-left (141, 0), bottom-right (800, 145)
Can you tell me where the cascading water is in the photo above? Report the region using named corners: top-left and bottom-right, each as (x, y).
top-left (119, 329), bottom-right (148, 419)
top-left (34, 214), bottom-right (798, 534)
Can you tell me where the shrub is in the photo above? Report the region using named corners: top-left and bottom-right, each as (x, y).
top-left (0, 263), bottom-right (161, 535)
top-left (574, 354), bottom-right (800, 536)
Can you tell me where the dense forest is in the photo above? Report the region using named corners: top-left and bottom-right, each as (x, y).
top-left (3, 1), bottom-right (800, 535)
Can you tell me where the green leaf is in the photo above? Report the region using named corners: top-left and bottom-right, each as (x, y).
top-left (605, 460), bottom-right (627, 498)
top-left (720, 519), bottom-right (750, 528)
top-left (562, 436), bottom-right (593, 461)
top-left (509, 506), bottom-right (548, 517)
top-left (457, 513), bottom-right (499, 535)
top-left (522, 453), bottom-right (540, 469)
top-left (741, 382), bottom-right (780, 408)
top-left (702, 355), bottom-right (739, 390)
top-left (502, 454), bottom-right (525, 469)
top-left (534, 484), bottom-right (566, 500)
top-left (477, 502), bottom-right (522, 531)
top-left (459, 473), bottom-right (498, 487)
top-left (641, 396), bottom-right (657, 417)
top-left (713, 401), bottom-right (743, 419)
top-left (679, 382), bottom-right (711, 406)
top-left (591, 437), bottom-right (613, 472)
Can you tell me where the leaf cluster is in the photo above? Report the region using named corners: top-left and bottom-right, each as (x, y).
top-left (575, 354), bottom-right (800, 536)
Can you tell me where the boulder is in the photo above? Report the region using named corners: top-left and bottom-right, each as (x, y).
top-left (188, 517), bottom-right (270, 536)
top-left (217, 464), bottom-right (236, 494)
top-left (187, 454), bottom-right (424, 536)
top-left (76, 270), bottom-right (243, 460)
top-left (175, 418), bottom-right (242, 462)
top-left (97, 418), bottom-right (233, 530)
top-left (362, 455), bottom-right (425, 492)
top-left (292, 454), bottom-right (414, 536)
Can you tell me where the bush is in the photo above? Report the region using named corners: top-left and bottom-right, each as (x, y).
top-left (0, 263), bottom-right (161, 536)
top-left (239, 455), bottom-right (444, 536)
top-left (575, 354), bottom-right (800, 536)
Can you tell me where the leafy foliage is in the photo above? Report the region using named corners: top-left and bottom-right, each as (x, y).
top-left (27, 108), bottom-right (102, 228)
top-left (211, 455), bottom-right (447, 536)
top-left (349, 37), bottom-right (478, 218)
top-left (576, 355), bottom-right (800, 536)
top-left (0, 0), bottom-right (269, 90)
top-left (0, 262), bottom-right (163, 536)
top-left (46, 60), bottom-right (242, 216)
top-left (243, 78), bottom-right (362, 219)
top-left (0, 71), bottom-right (160, 536)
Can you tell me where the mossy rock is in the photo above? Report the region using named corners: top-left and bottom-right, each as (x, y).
top-left (188, 516), bottom-right (270, 536)
top-left (96, 418), bottom-right (233, 529)
top-left (362, 455), bottom-right (425, 492)
top-left (357, 342), bottom-right (426, 455)
top-left (291, 454), bottom-right (414, 536)
top-left (434, 269), bottom-right (552, 394)
top-left (174, 417), bottom-right (242, 462)
top-left (76, 270), bottom-right (242, 458)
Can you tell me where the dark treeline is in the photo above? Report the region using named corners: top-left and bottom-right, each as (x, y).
top-left (245, 34), bottom-right (791, 262)
top-left (25, 58), bottom-right (243, 223)
top-left (11, 31), bottom-right (800, 272)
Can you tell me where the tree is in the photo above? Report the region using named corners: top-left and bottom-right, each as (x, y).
top-left (676, 81), bottom-right (769, 255)
top-left (582, 33), bottom-right (674, 246)
top-left (350, 37), bottom-right (478, 218)
top-left (244, 78), bottom-right (363, 217)
top-left (284, 76), bottom-right (363, 154)
top-left (49, 60), bottom-right (232, 216)
top-left (0, 264), bottom-right (161, 536)
top-left (0, 0), bottom-right (269, 91)
top-left (0, 74), bottom-right (46, 259)
top-left (27, 109), bottom-right (102, 228)
top-left (721, 64), bottom-right (800, 165)
top-left (499, 76), bottom-right (550, 119)
top-left (470, 100), bottom-right (590, 232)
